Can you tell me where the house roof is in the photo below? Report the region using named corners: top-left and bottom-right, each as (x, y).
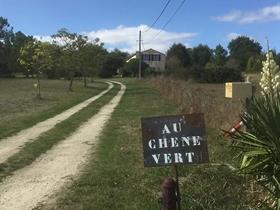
top-left (141, 48), bottom-right (165, 55)
top-left (126, 48), bottom-right (165, 62)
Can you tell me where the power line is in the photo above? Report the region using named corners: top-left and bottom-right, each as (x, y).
top-left (149, 0), bottom-right (186, 41)
top-left (144, 0), bottom-right (172, 33)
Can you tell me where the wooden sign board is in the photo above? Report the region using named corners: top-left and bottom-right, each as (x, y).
top-left (225, 82), bottom-right (252, 99)
top-left (141, 113), bottom-right (209, 167)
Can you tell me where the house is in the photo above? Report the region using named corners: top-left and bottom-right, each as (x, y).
top-left (127, 48), bottom-right (166, 72)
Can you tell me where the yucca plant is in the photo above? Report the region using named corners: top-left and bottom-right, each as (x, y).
top-left (230, 51), bottom-right (280, 209)
top-left (231, 94), bottom-right (280, 209)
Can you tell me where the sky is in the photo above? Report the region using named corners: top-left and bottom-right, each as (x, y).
top-left (1, 0), bottom-right (280, 53)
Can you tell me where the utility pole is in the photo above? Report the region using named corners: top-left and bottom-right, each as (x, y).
top-left (138, 30), bottom-right (142, 79)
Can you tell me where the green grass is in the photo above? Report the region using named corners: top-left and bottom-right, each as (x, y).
top-left (41, 79), bottom-right (259, 210)
top-left (0, 83), bottom-right (120, 181)
top-left (0, 78), bottom-right (108, 139)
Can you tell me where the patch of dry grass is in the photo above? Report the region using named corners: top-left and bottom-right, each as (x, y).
top-left (151, 76), bottom-right (249, 130)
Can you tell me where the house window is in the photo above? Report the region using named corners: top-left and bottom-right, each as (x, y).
top-left (141, 54), bottom-right (161, 61)
top-left (153, 54), bottom-right (161, 61)
top-left (142, 54), bottom-right (150, 61)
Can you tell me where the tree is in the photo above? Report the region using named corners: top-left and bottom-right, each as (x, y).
top-left (275, 53), bottom-right (280, 66)
top-left (225, 57), bottom-right (240, 71)
top-left (192, 44), bottom-right (212, 67)
top-left (202, 62), bottom-right (242, 83)
top-left (246, 56), bottom-right (262, 73)
top-left (120, 59), bottom-right (148, 77)
top-left (213, 44), bottom-right (227, 65)
top-left (165, 56), bottom-right (190, 79)
top-left (0, 17), bottom-right (14, 77)
top-left (87, 43), bottom-right (107, 81)
top-left (77, 38), bottom-right (106, 86)
top-left (8, 31), bottom-right (33, 76)
top-left (165, 43), bottom-right (193, 79)
top-left (72, 34), bottom-right (89, 87)
top-left (79, 42), bottom-right (94, 86)
top-left (228, 36), bottom-right (262, 72)
top-left (18, 39), bottom-right (36, 77)
top-left (166, 43), bottom-right (192, 68)
top-left (109, 49), bottom-right (128, 74)
top-left (19, 40), bottom-right (53, 98)
top-left (52, 28), bottom-right (78, 91)
top-left (269, 50), bottom-right (280, 66)
top-left (98, 49), bottom-right (127, 78)
top-left (188, 44), bottom-right (213, 81)
top-left (44, 43), bottom-right (63, 79)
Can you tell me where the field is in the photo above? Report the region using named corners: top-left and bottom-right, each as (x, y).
top-left (0, 78), bottom-right (107, 139)
top-left (39, 79), bottom-right (262, 210)
top-left (151, 76), bottom-right (261, 130)
top-left (0, 78), bottom-right (264, 209)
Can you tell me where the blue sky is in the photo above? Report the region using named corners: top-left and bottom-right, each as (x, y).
top-left (1, 0), bottom-right (280, 53)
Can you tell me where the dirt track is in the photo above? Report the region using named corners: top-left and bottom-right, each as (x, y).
top-left (0, 81), bottom-right (125, 210)
top-left (0, 81), bottom-right (113, 164)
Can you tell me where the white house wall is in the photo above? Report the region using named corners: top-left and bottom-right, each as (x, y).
top-left (132, 49), bottom-right (166, 72)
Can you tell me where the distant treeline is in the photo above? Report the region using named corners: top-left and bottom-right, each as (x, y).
top-left (0, 17), bottom-right (129, 84)
top-left (165, 38), bottom-right (280, 83)
top-left (1, 16), bottom-right (280, 84)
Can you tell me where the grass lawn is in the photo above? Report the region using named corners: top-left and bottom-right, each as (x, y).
top-left (0, 82), bottom-right (120, 181)
top-left (42, 79), bottom-right (260, 210)
top-left (0, 78), bottom-right (108, 139)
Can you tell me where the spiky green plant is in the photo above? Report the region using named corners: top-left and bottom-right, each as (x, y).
top-left (231, 94), bottom-right (280, 209)
top-left (230, 51), bottom-right (280, 209)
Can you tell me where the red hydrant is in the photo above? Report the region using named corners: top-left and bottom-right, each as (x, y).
top-left (160, 178), bottom-right (177, 210)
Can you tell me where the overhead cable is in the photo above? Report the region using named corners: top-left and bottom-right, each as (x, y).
top-left (150, 0), bottom-right (186, 41)
top-left (144, 0), bottom-right (172, 33)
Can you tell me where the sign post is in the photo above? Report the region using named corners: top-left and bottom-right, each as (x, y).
top-left (174, 165), bottom-right (181, 210)
top-left (141, 113), bottom-right (209, 209)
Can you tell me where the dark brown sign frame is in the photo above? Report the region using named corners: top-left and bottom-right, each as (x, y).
top-left (141, 113), bottom-right (209, 167)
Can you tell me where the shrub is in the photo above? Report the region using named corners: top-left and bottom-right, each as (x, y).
top-left (200, 63), bottom-right (242, 83)
top-left (120, 59), bottom-right (148, 77)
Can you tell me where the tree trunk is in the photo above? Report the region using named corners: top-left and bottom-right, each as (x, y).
top-left (36, 73), bottom-right (42, 99)
top-left (83, 76), bottom-right (87, 87)
top-left (69, 76), bottom-right (74, 91)
top-left (68, 71), bottom-right (74, 91)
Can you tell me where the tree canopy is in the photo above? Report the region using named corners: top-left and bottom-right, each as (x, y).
top-left (228, 36), bottom-right (262, 71)
top-left (166, 43), bottom-right (192, 67)
top-left (213, 44), bottom-right (227, 66)
top-left (192, 44), bottom-right (212, 67)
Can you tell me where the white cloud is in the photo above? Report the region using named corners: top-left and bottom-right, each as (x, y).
top-left (226, 33), bottom-right (256, 42)
top-left (34, 35), bottom-right (70, 46)
top-left (215, 10), bottom-right (242, 22)
top-left (34, 35), bottom-right (53, 42)
top-left (214, 4), bottom-right (280, 24)
top-left (226, 33), bottom-right (242, 41)
top-left (84, 24), bottom-right (197, 53)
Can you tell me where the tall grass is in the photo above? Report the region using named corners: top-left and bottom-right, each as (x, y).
top-left (151, 76), bottom-right (245, 130)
